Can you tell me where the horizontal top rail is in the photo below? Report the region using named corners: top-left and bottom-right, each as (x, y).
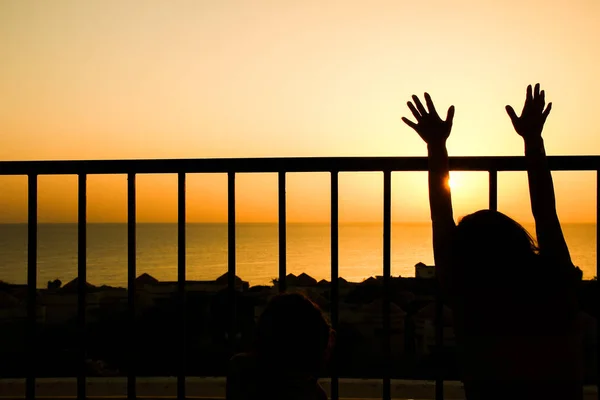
top-left (1, 156), bottom-right (600, 175)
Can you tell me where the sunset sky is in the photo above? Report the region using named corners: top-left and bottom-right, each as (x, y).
top-left (1, 0), bottom-right (599, 223)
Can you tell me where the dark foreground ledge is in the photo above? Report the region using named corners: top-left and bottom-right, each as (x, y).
top-left (0, 377), bottom-right (598, 400)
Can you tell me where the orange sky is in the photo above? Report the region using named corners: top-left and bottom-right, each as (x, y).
top-left (1, 0), bottom-right (599, 223)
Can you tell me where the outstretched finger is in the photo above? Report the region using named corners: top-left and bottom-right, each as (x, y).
top-left (424, 93), bottom-right (438, 116)
top-left (401, 117), bottom-right (418, 130)
top-left (534, 83), bottom-right (540, 99)
top-left (526, 85), bottom-right (533, 103)
top-left (539, 90), bottom-right (546, 109)
top-left (542, 102), bottom-right (552, 122)
top-left (446, 105), bottom-right (455, 124)
top-left (412, 95), bottom-right (427, 116)
top-left (407, 102), bottom-right (421, 120)
top-left (505, 105), bottom-right (518, 124)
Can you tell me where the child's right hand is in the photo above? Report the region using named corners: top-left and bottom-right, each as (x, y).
top-left (506, 83), bottom-right (552, 142)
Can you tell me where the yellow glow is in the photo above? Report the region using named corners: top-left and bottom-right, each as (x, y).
top-left (0, 1), bottom-right (599, 223)
top-left (448, 174), bottom-right (459, 190)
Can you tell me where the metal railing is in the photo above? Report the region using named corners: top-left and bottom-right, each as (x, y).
top-left (1, 155), bottom-right (599, 400)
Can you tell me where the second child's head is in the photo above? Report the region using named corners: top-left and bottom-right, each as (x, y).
top-left (254, 292), bottom-right (333, 377)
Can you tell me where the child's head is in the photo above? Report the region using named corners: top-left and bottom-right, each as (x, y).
top-left (452, 209), bottom-right (539, 286)
top-left (254, 292), bottom-right (333, 376)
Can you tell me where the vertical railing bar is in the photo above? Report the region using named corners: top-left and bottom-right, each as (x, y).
top-left (77, 173), bottom-right (87, 400)
top-left (435, 281), bottom-right (444, 400)
top-left (127, 173), bottom-right (136, 400)
top-left (382, 171), bottom-right (392, 400)
top-left (596, 170), bottom-right (600, 400)
top-left (330, 171), bottom-right (339, 400)
top-left (435, 171), bottom-right (447, 400)
top-left (436, 154), bottom-right (446, 400)
top-left (26, 174), bottom-right (37, 400)
top-left (177, 172), bottom-right (186, 400)
top-left (278, 172), bottom-right (287, 293)
top-left (227, 172), bottom-right (237, 355)
top-left (489, 170), bottom-right (498, 211)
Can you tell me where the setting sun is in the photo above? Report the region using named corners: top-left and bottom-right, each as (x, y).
top-left (448, 175), bottom-right (458, 189)
top-left (446, 173), bottom-right (462, 191)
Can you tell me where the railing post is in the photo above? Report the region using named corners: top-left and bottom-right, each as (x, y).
top-left (596, 171), bottom-right (600, 400)
top-left (382, 171), bottom-right (392, 400)
top-left (278, 172), bottom-right (287, 293)
top-left (177, 172), bottom-right (186, 400)
top-left (436, 167), bottom-right (451, 399)
top-left (127, 173), bottom-right (136, 400)
top-left (489, 170), bottom-right (498, 211)
top-left (77, 173), bottom-right (87, 400)
top-left (435, 281), bottom-right (444, 400)
top-left (227, 172), bottom-right (237, 355)
top-left (330, 171), bottom-right (339, 400)
top-left (26, 174), bottom-right (37, 400)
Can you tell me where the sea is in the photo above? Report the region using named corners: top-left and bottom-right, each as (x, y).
top-left (0, 223), bottom-right (596, 288)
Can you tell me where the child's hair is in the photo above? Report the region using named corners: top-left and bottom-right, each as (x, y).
top-left (254, 292), bottom-right (333, 376)
top-left (452, 209), bottom-right (540, 288)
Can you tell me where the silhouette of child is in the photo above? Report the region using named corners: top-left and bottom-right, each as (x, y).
top-left (226, 292), bottom-right (333, 400)
top-left (402, 84), bottom-right (583, 399)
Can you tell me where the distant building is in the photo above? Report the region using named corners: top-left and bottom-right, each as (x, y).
top-left (60, 277), bottom-right (96, 293)
top-left (412, 302), bottom-right (455, 359)
top-left (315, 277), bottom-right (350, 287)
top-left (296, 273), bottom-right (317, 287)
top-left (0, 291), bottom-right (45, 324)
top-left (313, 277), bottom-right (353, 297)
top-left (136, 273), bottom-right (159, 286)
top-left (139, 272), bottom-right (249, 297)
top-left (215, 272), bottom-right (246, 288)
top-left (284, 274), bottom-right (298, 287)
top-left (47, 279), bottom-right (62, 290)
top-left (0, 291), bottom-right (20, 309)
top-left (38, 272), bottom-right (247, 324)
top-left (361, 277), bottom-right (378, 285)
top-left (340, 298), bottom-right (406, 358)
top-left (415, 262), bottom-right (435, 279)
top-left (41, 282), bottom-right (124, 324)
top-left (277, 273), bottom-right (319, 288)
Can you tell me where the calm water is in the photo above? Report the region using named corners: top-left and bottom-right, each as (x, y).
top-left (0, 223), bottom-right (596, 288)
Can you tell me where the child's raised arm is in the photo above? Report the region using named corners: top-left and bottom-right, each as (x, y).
top-left (402, 93), bottom-right (456, 282)
top-left (506, 84), bottom-right (572, 268)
